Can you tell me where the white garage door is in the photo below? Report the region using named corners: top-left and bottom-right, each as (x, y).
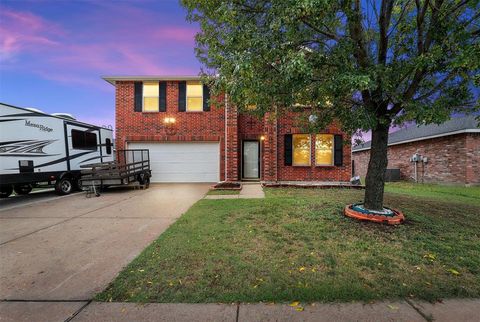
top-left (127, 142), bottom-right (220, 183)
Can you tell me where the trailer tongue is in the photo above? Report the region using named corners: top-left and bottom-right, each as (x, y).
top-left (79, 149), bottom-right (151, 196)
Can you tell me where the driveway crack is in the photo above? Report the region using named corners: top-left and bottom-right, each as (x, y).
top-left (405, 298), bottom-right (433, 322)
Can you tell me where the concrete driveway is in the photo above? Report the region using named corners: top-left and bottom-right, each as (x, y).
top-left (0, 183), bottom-right (208, 304)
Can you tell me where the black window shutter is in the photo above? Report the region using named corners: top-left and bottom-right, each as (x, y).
top-left (159, 81), bottom-right (167, 112)
top-left (134, 82), bottom-right (142, 112)
top-left (203, 84), bottom-right (210, 111)
top-left (334, 134), bottom-right (343, 166)
top-left (284, 134), bottom-right (293, 166)
top-left (178, 81), bottom-right (186, 112)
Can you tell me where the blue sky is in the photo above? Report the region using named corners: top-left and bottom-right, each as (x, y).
top-left (0, 0), bottom-right (201, 127)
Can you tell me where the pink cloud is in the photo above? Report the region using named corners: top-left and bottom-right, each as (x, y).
top-left (0, 3), bottom-right (201, 94)
top-left (0, 8), bottom-right (63, 60)
top-left (153, 27), bottom-right (197, 43)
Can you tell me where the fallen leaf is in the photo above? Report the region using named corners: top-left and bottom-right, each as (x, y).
top-left (295, 306), bottom-right (304, 312)
top-left (447, 268), bottom-right (460, 275)
top-left (387, 304), bottom-right (399, 310)
top-left (299, 267), bottom-right (306, 272)
top-left (289, 301), bottom-right (300, 307)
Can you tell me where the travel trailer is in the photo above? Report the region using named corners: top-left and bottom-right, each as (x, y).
top-left (0, 103), bottom-right (114, 197)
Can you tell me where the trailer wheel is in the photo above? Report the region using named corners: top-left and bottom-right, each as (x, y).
top-left (55, 177), bottom-right (73, 195)
top-left (138, 172), bottom-right (150, 188)
top-left (0, 185), bottom-right (13, 198)
top-left (144, 176), bottom-right (150, 189)
top-left (13, 184), bottom-right (33, 195)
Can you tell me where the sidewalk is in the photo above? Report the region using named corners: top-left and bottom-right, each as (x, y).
top-left (1, 299), bottom-right (479, 322)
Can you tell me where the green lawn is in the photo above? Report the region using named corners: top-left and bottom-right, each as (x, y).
top-left (206, 189), bottom-right (240, 195)
top-left (98, 184), bottom-right (480, 303)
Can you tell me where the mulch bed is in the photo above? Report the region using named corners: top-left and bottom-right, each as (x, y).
top-left (212, 182), bottom-right (242, 190)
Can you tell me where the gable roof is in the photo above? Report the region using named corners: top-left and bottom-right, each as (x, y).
top-left (353, 115), bottom-right (480, 152)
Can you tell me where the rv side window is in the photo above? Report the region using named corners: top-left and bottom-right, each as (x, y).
top-left (106, 138), bottom-right (112, 155)
top-left (71, 129), bottom-right (97, 150)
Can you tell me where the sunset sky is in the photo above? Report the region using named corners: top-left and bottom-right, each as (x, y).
top-left (0, 0), bottom-right (200, 128)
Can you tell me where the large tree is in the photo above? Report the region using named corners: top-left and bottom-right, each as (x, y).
top-left (182, 0), bottom-right (479, 210)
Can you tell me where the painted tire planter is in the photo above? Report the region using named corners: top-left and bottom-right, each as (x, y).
top-left (344, 203), bottom-right (405, 225)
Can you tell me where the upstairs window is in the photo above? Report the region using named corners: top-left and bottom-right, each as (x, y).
top-left (143, 81), bottom-right (159, 112)
top-left (186, 81), bottom-right (203, 111)
top-left (293, 134), bottom-right (311, 166)
top-left (315, 134), bottom-right (334, 165)
top-left (72, 129), bottom-right (97, 150)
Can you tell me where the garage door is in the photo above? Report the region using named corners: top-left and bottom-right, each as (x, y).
top-left (127, 142), bottom-right (220, 183)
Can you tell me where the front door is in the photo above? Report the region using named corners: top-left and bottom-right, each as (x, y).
top-left (243, 140), bottom-right (260, 179)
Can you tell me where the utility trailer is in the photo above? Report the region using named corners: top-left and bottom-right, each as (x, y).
top-left (79, 149), bottom-right (151, 196)
top-left (0, 102), bottom-right (114, 198)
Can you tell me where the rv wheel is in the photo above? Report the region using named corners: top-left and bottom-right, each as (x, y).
top-left (55, 177), bottom-right (73, 195)
top-left (14, 184), bottom-right (33, 195)
top-left (0, 185), bottom-right (13, 198)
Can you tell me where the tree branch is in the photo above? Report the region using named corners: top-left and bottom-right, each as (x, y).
top-left (413, 71), bottom-right (457, 101)
top-left (300, 18), bottom-right (341, 41)
top-left (378, 0), bottom-right (395, 65)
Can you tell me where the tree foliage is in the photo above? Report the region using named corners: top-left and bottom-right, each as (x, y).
top-left (182, 0), bottom-right (479, 132)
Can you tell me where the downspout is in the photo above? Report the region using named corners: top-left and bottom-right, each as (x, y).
top-left (224, 93), bottom-right (228, 182)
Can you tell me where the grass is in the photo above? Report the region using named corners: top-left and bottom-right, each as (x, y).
top-left (385, 182), bottom-right (480, 206)
top-left (97, 184), bottom-right (480, 303)
top-left (206, 189), bottom-right (240, 195)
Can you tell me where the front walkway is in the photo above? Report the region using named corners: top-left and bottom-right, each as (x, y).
top-left (1, 298), bottom-right (479, 321)
top-left (204, 183), bottom-right (265, 200)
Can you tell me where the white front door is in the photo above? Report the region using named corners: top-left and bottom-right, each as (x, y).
top-left (243, 141), bottom-right (260, 179)
top-left (127, 142), bottom-right (220, 182)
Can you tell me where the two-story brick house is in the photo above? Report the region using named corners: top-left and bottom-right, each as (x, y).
top-left (104, 76), bottom-right (351, 183)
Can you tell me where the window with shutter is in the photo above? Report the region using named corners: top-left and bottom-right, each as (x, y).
top-left (315, 134), bottom-right (334, 166)
top-left (292, 134), bottom-right (311, 166)
top-left (143, 82), bottom-right (159, 112)
top-left (186, 81), bottom-right (203, 111)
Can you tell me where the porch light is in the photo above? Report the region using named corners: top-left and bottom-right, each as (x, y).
top-left (260, 135), bottom-right (266, 141)
top-left (164, 117), bottom-right (176, 124)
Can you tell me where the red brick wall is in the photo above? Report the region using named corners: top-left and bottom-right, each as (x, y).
top-left (115, 81), bottom-right (226, 181)
top-left (225, 97), bottom-right (238, 181)
top-left (466, 133), bottom-right (480, 185)
top-left (273, 115), bottom-right (352, 182)
top-left (352, 133), bottom-right (480, 185)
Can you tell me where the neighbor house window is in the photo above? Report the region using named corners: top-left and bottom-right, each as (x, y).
top-left (186, 81), bottom-right (203, 111)
top-left (315, 134), bottom-right (334, 165)
top-left (143, 81), bottom-right (159, 112)
top-left (72, 129), bottom-right (97, 150)
top-left (293, 134), bottom-right (311, 166)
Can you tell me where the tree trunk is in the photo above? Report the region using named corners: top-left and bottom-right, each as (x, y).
top-left (364, 122), bottom-right (390, 211)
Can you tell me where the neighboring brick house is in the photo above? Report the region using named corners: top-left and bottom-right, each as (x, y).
top-left (104, 76), bottom-right (351, 183)
top-left (352, 115), bottom-right (480, 185)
